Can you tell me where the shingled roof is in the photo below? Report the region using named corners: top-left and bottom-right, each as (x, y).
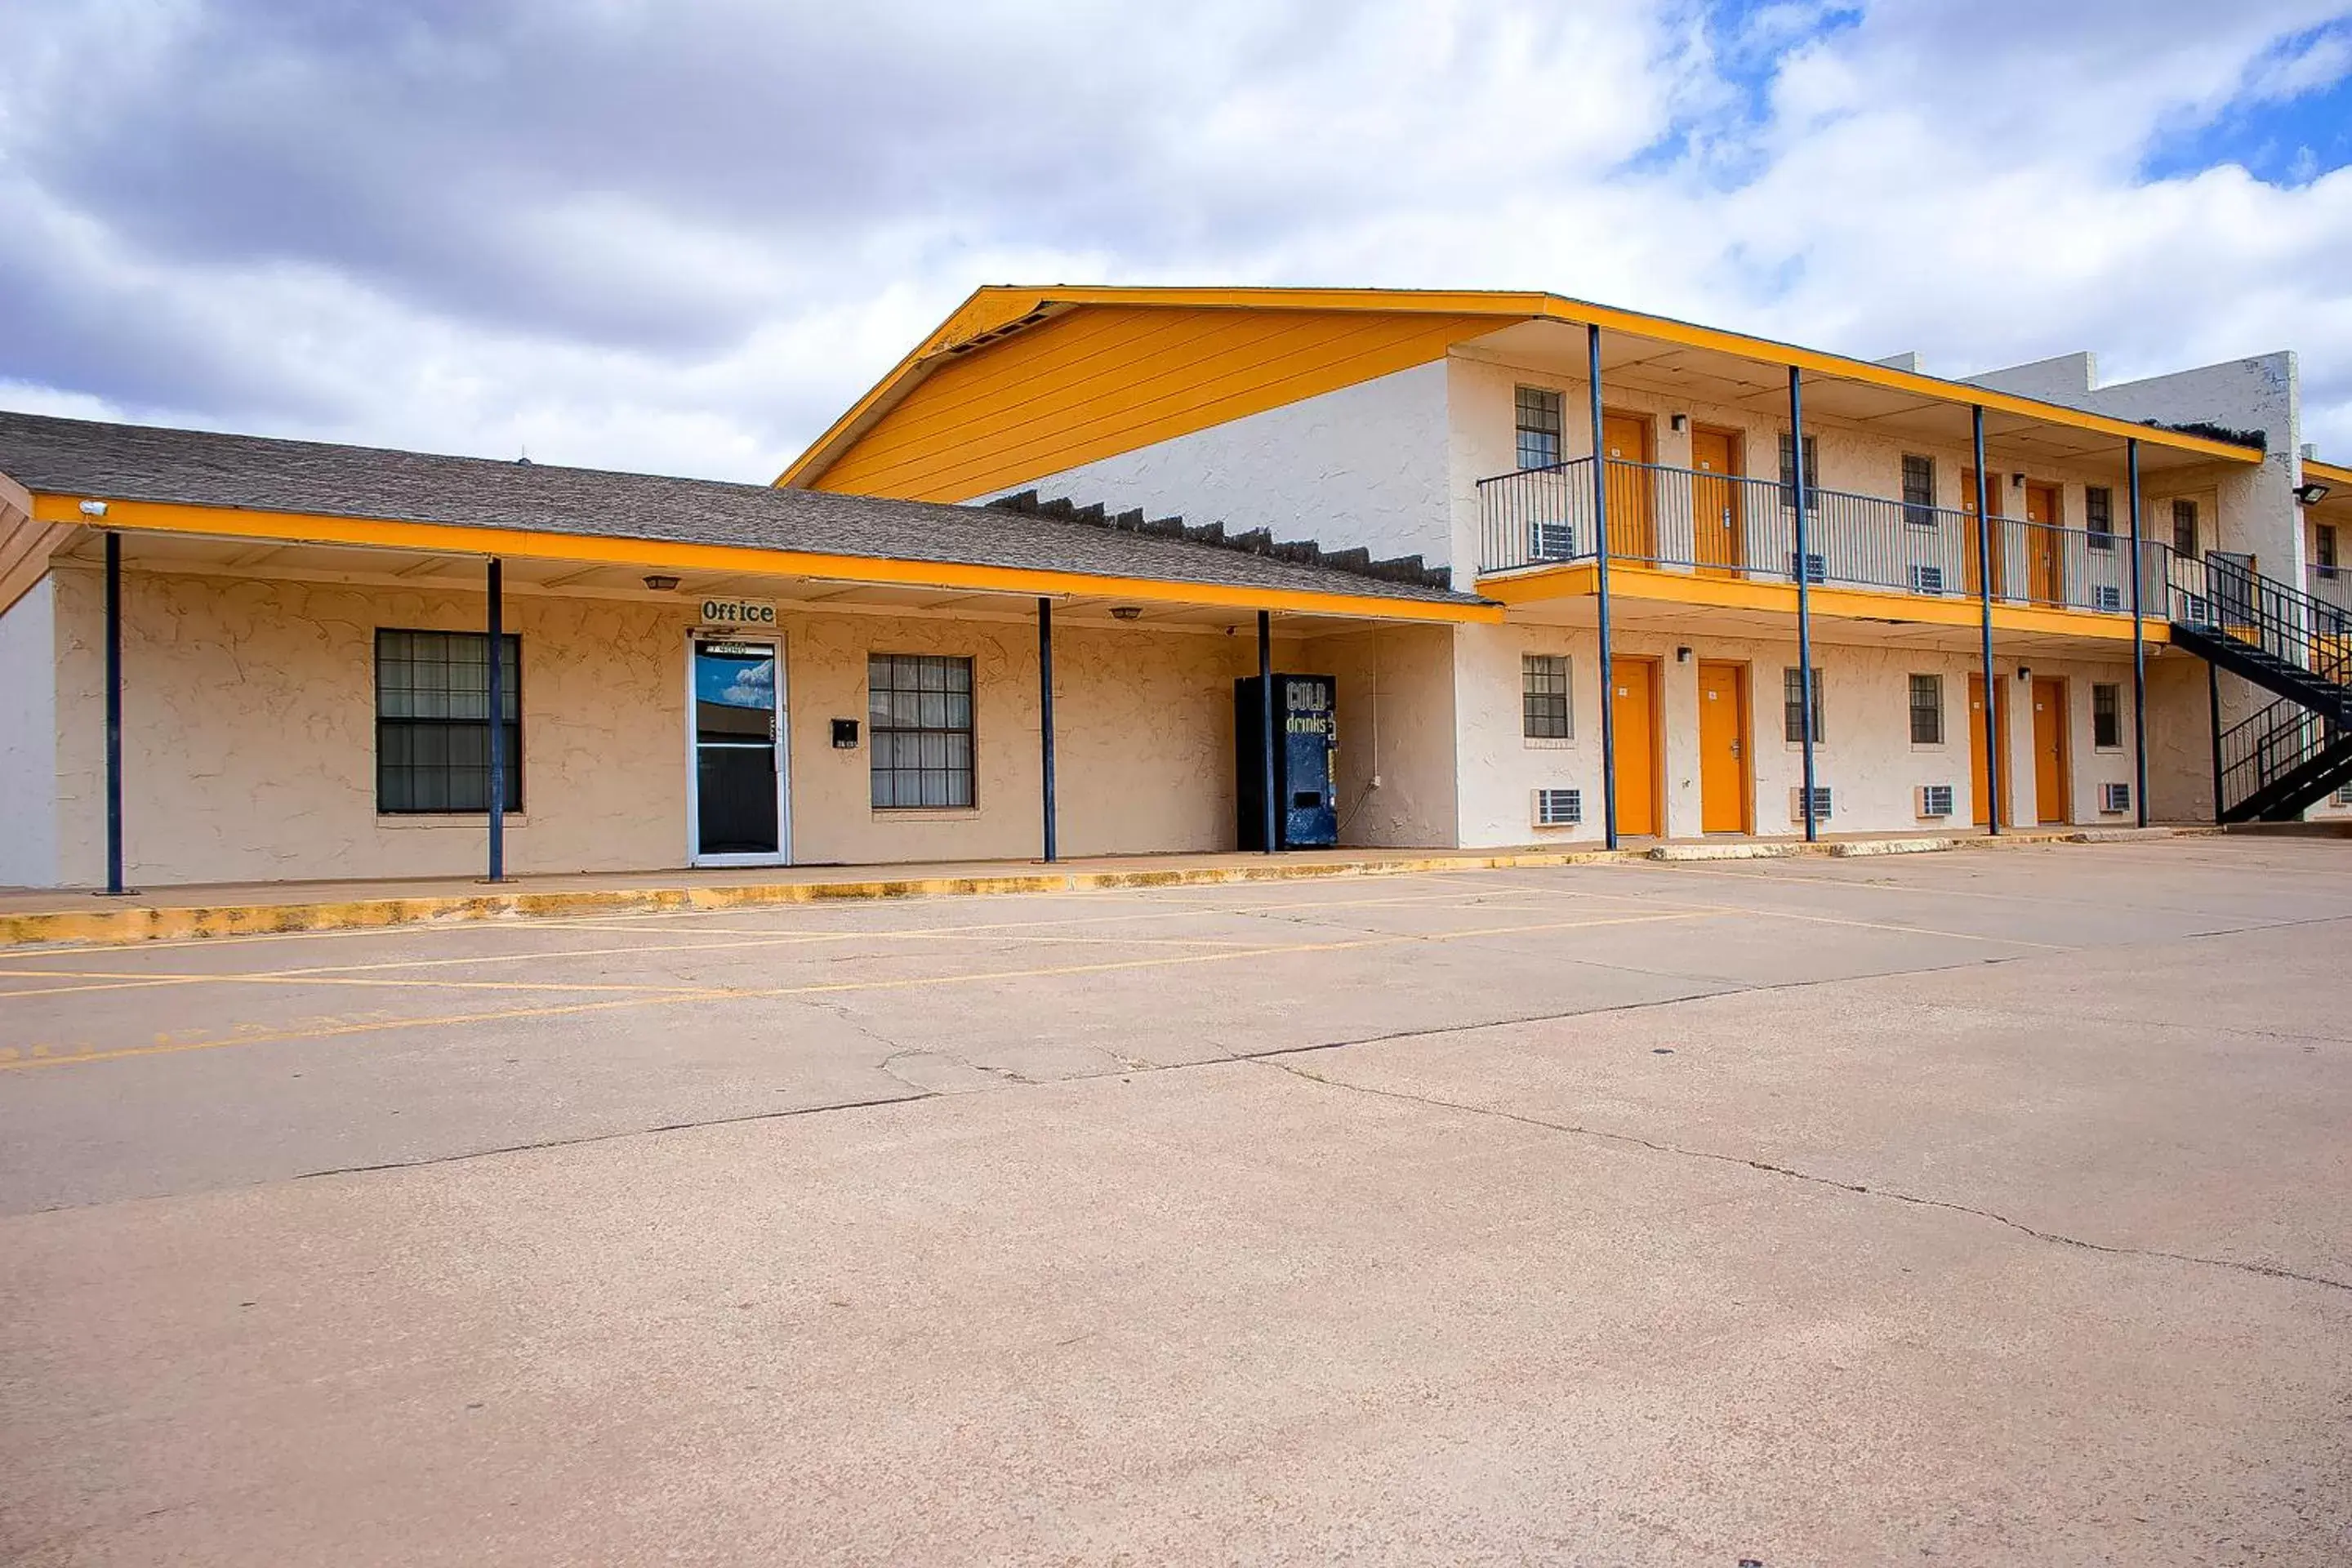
top-left (0, 412), bottom-right (1484, 609)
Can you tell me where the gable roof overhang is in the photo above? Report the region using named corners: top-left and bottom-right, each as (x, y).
top-left (779, 285), bottom-right (2264, 498)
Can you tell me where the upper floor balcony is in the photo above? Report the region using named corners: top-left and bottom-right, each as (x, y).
top-left (1477, 455), bottom-right (2167, 635)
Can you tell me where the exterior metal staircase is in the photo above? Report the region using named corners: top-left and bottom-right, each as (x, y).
top-left (2167, 552), bottom-right (2352, 822)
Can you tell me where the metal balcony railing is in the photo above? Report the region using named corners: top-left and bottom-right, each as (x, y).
top-left (1477, 456), bottom-right (2162, 617)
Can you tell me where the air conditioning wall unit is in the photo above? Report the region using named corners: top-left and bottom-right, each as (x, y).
top-left (2100, 782), bottom-right (2132, 814)
top-left (1528, 521), bottom-right (1578, 561)
top-left (1533, 787), bottom-right (1583, 827)
top-left (1790, 786), bottom-right (1833, 822)
top-left (1917, 783), bottom-right (1955, 819)
top-left (1909, 564), bottom-right (1947, 595)
top-left (1789, 552), bottom-right (1827, 585)
top-left (2092, 584), bottom-right (2124, 612)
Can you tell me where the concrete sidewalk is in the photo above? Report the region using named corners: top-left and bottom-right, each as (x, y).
top-left (0, 826), bottom-right (2196, 947)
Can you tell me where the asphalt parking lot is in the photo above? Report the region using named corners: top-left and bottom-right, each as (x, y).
top-left (3, 836), bottom-right (2350, 1565)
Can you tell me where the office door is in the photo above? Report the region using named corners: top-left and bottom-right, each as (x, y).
top-left (2032, 676), bottom-right (2070, 824)
top-left (1611, 661), bottom-right (1660, 837)
top-left (1691, 428), bottom-right (1744, 577)
top-left (690, 638), bottom-right (787, 863)
top-left (1697, 661), bottom-right (1748, 833)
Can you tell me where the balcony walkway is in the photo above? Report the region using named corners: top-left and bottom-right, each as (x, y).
top-left (0, 830), bottom-right (2198, 948)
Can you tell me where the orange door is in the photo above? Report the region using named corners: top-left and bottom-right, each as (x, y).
top-left (2024, 483), bottom-right (2063, 605)
top-left (1962, 471), bottom-right (2007, 599)
top-left (1697, 661), bottom-right (1748, 833)
top-left (1967, 674), bottom-right (2010, 826)
top-left (1601, 412), bottom-right (1655, 563)
top-left (2032, 677), bottom-right (2070, 823)
top-left (1690, 429), bottom-right (1744, 576)
top-left (1610, 661), bottom-right (1659, 837)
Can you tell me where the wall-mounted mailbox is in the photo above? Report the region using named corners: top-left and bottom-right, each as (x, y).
top-left (831, 718), bottom-right (860, 749)
top-left (1236, 673), bottom-right (1338, 850)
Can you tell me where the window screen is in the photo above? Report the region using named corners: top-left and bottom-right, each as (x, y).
top-left (2086, 486), bottom-right (2114, 550)
top-left (2092, 683), bottom-right (2122, 748)
top-left (2172, 498), bottom-right (2198, 559)
top-left (1901, 455), bottom-right (1936, 527)
top-left (869, 653), bottom-right (975, 808)
top-left (1909, 673), bottom-right (1944, 746)
top-left (1515, 386), bottom-right (1564, 471)
top-left (376, 630), bottom-right (521, 813)
top-left (1778, 433), bottom-right (1821, 512)
top-left (1521, 654), bottom-right (1571, 738)
top-left (1783, 666), bottom-right (1824, 744)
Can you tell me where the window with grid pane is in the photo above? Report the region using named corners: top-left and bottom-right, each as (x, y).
top-left (2086, 486), bottom-right (2114, 550)
top-left (869, 653), bottom-right (975, 808)
top-left (1908, 673), bottom-right (1943, 745)
top-left (2092, 684), bottom-right (2121, 748)
top-left (2319, 523), bottom-right (2338, 579)
top-left (1515, 386), bottom-right (1563, 471)
top-left (1901, 454), bottom-right (1936, 527)
top-left (1783, 666), bottom-right (1824, 744)
top-left (2172, 498), bottom-right (2198, 559)
top-left (1521, 654), bottom-right (1571, 738)
top-left (376, 629), bottom-right (521, 813)
top-left (1778, 433), bottom-right (1820, 513)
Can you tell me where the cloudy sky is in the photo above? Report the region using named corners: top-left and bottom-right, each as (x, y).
top-left (3, 0), bottom-right (2348, 482)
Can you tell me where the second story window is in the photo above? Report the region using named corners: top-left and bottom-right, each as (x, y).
top-left (1901, 455), bottom-right (1936, 527)
top-left (2087, 486), bottom-right (2114, 550)
top-left (2172, 498), bottom-right (2198, 560)
top-left (2319, 523), bottom-right (2339, 580)
top-left (1778, 433), bottom-right (1820, 513)
top-left (1515, 386), bottom-right (1563, 471)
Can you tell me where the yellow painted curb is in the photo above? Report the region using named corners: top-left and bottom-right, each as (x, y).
top-left (0, 827), bottom-right (2201, 951)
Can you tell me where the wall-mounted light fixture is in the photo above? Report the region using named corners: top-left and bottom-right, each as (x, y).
top-left (643, 574), bottom-right (680, 591)
top-left (2016, 666), bottom-right (2033, 682)
top-left (78, 500), bottom-right (108, 518)
top-left (1110, 605), bottom-right (1143, 621)
top-left (2010, 472), bottom-right (2026, 488)
top-left (2295, 482), bottom-right (2332, 506)
top-left (1670, 413), bottom-right (1689, 434)
top-left (1675, 645), bottom-right (1691, 662)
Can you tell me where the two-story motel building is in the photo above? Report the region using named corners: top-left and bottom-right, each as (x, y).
top-left (3, 285), bottom-right (2346, 891)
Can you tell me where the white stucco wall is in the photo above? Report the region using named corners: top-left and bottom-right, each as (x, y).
top-left (1965, 352), bottom-right (2098, 403)
top-left (0, 575), bottom-right (60, 887)
top-left (1450, 621), bottom-right (2141, 846)
top-left (42, 566), bottom-right (1339, 889)
top-left (982, 360), bottom-right (1455, 581)
top-left (1297, 623), bottom-right (1459, 848)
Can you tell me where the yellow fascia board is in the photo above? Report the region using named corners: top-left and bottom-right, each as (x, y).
top-left (2305, 457), bottom-right (2352, 488)
top-left (779, 284), bottom-right (2263, 489)
top-left (1484, 561), bottom-right (2166, 642)
top-left (29, 493), bottom-right (1500, 626)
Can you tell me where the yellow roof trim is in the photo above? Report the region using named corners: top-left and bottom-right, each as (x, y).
top-left (2305, 457), bottom-right (2352, 488)
top-left (1481, 560), bottom-right (2168, 643)
top-left (778, 284), bottom-right (2263, 488)
top-left (27, 493), bottom-right (1499, 626)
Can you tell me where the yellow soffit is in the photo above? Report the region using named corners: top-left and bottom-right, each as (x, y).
top-left (26, 493), bottom-right (1501, 626)
top-left (776, 285), bottom-right (2265, 492)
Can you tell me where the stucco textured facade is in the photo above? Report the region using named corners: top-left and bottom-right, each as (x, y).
top-left (30, 566), bottom-right (1312, 889)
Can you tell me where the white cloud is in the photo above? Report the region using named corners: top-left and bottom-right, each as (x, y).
top-left (0, 0), bottom-right (2348, 476)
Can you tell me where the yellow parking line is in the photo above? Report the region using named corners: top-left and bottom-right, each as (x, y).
top-left (0, 909), bottom-right (1717, 1073)
top-left (0, 971), bottom-right (726, 1000)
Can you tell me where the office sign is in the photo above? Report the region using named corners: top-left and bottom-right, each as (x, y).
top-left (698, 597), bottom-right (777, 628)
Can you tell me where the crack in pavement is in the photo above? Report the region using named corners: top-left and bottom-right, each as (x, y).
top-left (1251, 1054), bottom-right (2352, 1298)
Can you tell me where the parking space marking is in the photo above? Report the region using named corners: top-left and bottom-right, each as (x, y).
top-left (0, 907), bottom-right (1722, 1074)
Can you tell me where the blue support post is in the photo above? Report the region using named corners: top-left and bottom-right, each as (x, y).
top-left (1258, 609), bottom-right (1276, 853)
top-left (1588, 323), bottom-right (1619, 849)
top-left (103, 529), bottom-right (125, 896)
top-left (2127, 438), bottom-right (2149, 828)
top-left (1973, 407), bottom-right (2000, 835)
top-left (1038, 596), bottom-right (1058, 863)
top-left (1789, 367), bottom-right (1817, 844)
top-left (485, 555), bottom-right (506, 883)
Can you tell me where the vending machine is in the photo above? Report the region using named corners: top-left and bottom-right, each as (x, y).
top-left (1236, 673), bottom-right (1339, 850)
